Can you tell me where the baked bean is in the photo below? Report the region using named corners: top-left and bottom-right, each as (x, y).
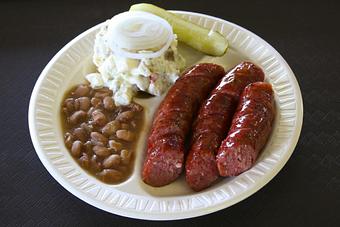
top-left (128, 103), bottom-right (143, 112)
top-left (62, 107), bottom-right (69, 116)
top-left (97, 169), bottom-right (123, 183)
top-left (93, 145), bottom-right (111, 157)
top-left (103, 154), bottom-right (121, 169)
top-left (87, 107), bottom-right (95, 117)
top-left (102, 120), bottom-right (120, 136)
top-left (69, 110), bottom-right (87, 125)
top-left (116, 111), bottom-right (135, 122)
top-left (94, 88), bottom-right (112, 98)
top-left (74, 99), bottom-right (80, 110)
top-left (76, 97), bottom-right (91, 111)
top-left (90, 155), bottom-right (102, 172)
top-left (80, 122), bottom-right (93, 134)
top-left (116, 130), bottom-right (134, 141)
top-left (71, 140), bottom-right (83, 157)
top-left (108, 140), bottom-right (122, 152)
top-left (103, 96), bottom-right (115, 111)
top-left (95, 87), bottom-right (111, 93)
top-left (79, 153), bottom-right (90, 168)
top-left (120, 149), bottom-right (132, 165)
top-left (64, 98), bottom-right (75, 112)
top-left (91, 97), bottom-right (102, 108)
top-left (90, 132), bottom-right (108, 146)
top-left (73, 85), bottom-right (90, 97)
top-left (73, 127), bottom-right (87, 142)
top-left (91, 110), bottom-right (107, 126)
top-left (94, 91), bottom-right (111, 99)
top-left (83, 141), bottom-right (93, 155)
top-left (64, 133), bottom-right (74, 149)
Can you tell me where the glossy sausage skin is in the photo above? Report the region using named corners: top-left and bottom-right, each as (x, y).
top-left (216, 82), bottom-right (275, 176)
top-left (185, 62), bottom-right (265, 191)
top-left (143, 63), bottom-right (225, 187)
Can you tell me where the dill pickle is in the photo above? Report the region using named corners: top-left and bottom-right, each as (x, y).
top-left (130, 3), bottom-right (228, 56)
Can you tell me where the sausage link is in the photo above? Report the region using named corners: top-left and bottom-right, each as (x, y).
top-left (185, 62), bottom-right (265, 191)
top-left (216, 82), bottom-right (275, 176)
top-left (142, 63), bottom-right (225, 187)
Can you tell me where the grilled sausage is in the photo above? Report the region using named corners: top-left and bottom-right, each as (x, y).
top-left (216, 82), bottom-right (275, 176)
top-left (142, 63), bottom-right (225, 187)
top-left (185, 62), bottom-right (265, 191)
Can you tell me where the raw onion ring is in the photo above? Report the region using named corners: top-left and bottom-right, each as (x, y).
top-left (106, 11), bottom-right (174, 59)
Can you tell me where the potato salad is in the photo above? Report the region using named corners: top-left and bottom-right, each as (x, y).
top-left (86, 11), bottom-right (185, 105)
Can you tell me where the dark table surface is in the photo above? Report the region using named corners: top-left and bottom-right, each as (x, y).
top-left (1, 0), bottom-right (340, 226)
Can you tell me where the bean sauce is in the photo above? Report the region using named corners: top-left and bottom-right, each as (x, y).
top-left (61, 84), bottom-right (143, 184)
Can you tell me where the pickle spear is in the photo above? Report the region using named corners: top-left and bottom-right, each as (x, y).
top-left (130, 3), bottom-right (228, 56)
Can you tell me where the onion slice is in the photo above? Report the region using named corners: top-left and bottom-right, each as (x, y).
top-left (106, 11), bottom-right (174, 59)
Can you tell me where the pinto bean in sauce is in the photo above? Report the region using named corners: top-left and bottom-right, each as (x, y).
top-left (61, 84), bottom-right (143, 184)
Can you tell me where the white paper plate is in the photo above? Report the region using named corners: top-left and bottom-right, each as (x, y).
top-left (28, 11), bottom-right (303, 220)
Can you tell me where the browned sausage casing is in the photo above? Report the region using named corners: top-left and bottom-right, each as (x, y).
top-left (216, 82), bottom-right (275, 176)
top-left (185, 62), bottom-right (265, 191)
top-left (142, 63), bottom-right (225, 187)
